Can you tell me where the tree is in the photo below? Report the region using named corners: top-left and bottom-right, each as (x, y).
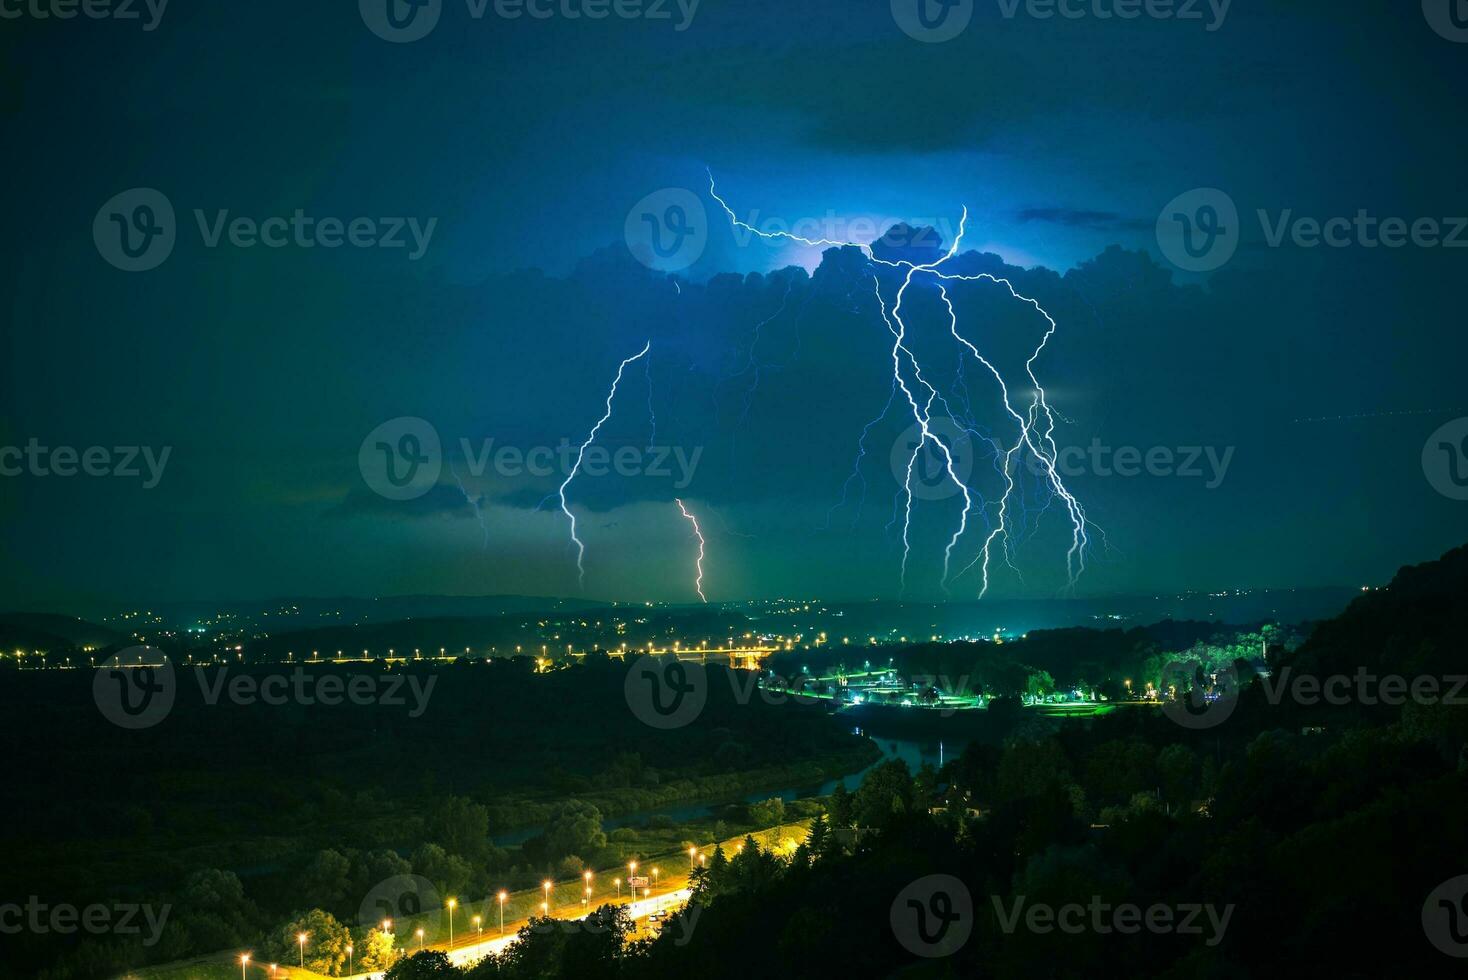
top-left (747, 796), bottom-right (785, 826)
top-left (385, 950), bottom-right (459, 980)
top-left (827, 781), bottom-right (854, 827)
top-left (355, 925), bottom-right (397, 972)
top-left (427, 796), bottom-right (491, 863)
top-left (269, 909), bottom-right (352, 976)
top-left (851, 760), bottom-right (913, 830)
top-left (537, 800), bottom-right (607, 862)
top-left (301, 849), bottom-right (353, 913)
top-left (411, 842), bottom-right (473, 899)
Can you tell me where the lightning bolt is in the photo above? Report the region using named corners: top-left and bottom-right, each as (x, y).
top-left (709, 171), bottom-right (1092, 597)
top-left (558, 340), bottom-right (652, 589)
top-left (449, 458), bottom-right (490, 549)
top-left (674, 498), bottom-right (708, 603)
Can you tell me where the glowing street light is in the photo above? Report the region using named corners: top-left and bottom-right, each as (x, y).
top-left (614, 877), bottom-right (622, 899)
top-left (346, 944), bottom-right (353, 975)
top-left (498, 891), bottom-right (508, 935)
top-left (543, 880), bottom-right (553, 917)
top-left (297, 932), bottom-right (307, 970)
top-left (239, 953), bottom-right (249, 980)
top-left (382, 918), bottom-right (392, 935)
top-left (473, 914), bottom-right (482, 938)
top-left (447, 898), bottom-right (457, 944)
top-left (416, 928), bottom-right (425, 952)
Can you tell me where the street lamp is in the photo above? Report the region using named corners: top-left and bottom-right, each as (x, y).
top-left (652, 868), bottom-right (660, 893)
top-left (239, 953), bottom-right (249, 980)
top-left (543, 880), bottom-right (553, 917)
top-left (498, 891), bottom-right (508, 935)
top-left (447, 898), bottom-right (457, 945)
top-left (297, 933), bottom-right (307, 970)
top-left (382, 918), bottom-right (392, 936)
top-left (346, 944), bottom-right (353, 975)
top-left (614, 877), bottom-right (621, 899)
top-left (416, 928), bottom-right (425, 952)
top-left (473, 914), bottom-right (482, 938)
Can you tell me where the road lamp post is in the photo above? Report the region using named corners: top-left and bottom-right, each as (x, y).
top-left (297, 933), bottom-right (307, 970)
top-left (473, 914), bottom-right (482, 939)
top-left (543, 880), bottom-right (553, 918)
top-left (614, 877), bottom-right (621, 899)
top-left (498, 891), bottom-right (507, 935)
top-left (239, 953), bottom-right (249, 980)
top-left (347, 944), bottom-right (353, 975)
top-left (416, 928), bottom-right (425, 952)
top-left (448, 898), bottom-right (457, 945)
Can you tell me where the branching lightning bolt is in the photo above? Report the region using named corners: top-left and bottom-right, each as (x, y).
top-left (558, 340), bottom-right (652, 588)
top-left (709, 170), bottom-right (1092, 597)
top-left (674, 498), bottom-right (708, 603)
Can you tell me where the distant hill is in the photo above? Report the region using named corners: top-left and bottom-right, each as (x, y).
top-left (1282, 542), bottom-right (1467, 679)
top-left (0, 613), bottom-right (122, 653)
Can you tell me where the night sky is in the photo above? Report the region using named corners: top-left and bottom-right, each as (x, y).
top-left (2, 1), bottom-right (1465, 607)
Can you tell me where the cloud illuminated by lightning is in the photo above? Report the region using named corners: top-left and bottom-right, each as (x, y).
top-left (558, 340), bottom-right (652, 589)
top-left (675, 498), bottom-right (708, 603)
top-left (708, 171), bottom-right (1091, 597)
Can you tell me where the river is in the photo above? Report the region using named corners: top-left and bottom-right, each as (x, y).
top-left (491, 728), bottom-right (944, 846)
